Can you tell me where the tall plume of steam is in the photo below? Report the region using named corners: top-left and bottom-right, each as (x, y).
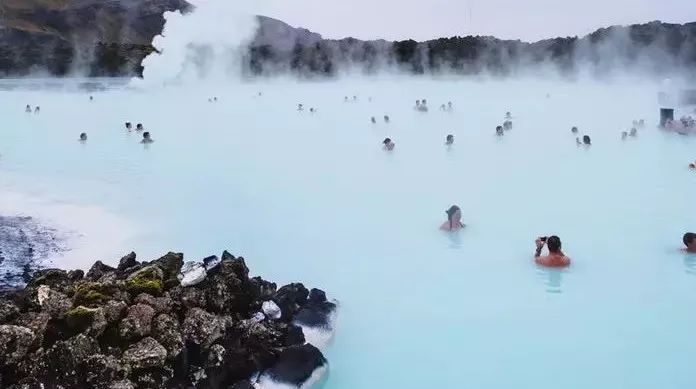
top-left (133, 0), bottom-right (259, 86)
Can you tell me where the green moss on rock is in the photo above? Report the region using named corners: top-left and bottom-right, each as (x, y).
top-left (73, 282), bottom-right (115, 307)
top-left (126, 266), bottom-right (164, 296)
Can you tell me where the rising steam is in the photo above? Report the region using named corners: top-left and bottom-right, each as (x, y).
top-left (133, 0), bottom-right (259, 86)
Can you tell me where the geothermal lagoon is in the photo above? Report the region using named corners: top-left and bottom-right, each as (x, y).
top-left (2, 76), bottom-right (696, 388)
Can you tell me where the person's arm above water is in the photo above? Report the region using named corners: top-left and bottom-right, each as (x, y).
top-left (534, 238), bottom-right (544, 258)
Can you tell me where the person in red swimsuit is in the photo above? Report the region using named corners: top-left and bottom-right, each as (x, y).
top-left (534, 236), bottom-right (571, 268)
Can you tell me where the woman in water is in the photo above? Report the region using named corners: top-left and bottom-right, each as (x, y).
top-left (440, 205), bottom-right (465, 231)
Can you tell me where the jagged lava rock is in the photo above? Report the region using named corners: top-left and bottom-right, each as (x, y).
top-left (0, 251), bottom-right (336, 388)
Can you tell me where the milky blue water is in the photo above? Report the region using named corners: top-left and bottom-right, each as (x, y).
top-left (2, 76), bottom-right (696, 388)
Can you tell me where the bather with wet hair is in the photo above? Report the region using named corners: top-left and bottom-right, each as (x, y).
top-left (440, 205), bottom-right (465, 231)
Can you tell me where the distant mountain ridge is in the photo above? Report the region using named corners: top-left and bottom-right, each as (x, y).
top-left (0, 0), bottom-right (694, 77)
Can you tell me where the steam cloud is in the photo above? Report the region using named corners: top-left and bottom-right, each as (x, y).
top-left (134, 0), bottom-right (259, 86)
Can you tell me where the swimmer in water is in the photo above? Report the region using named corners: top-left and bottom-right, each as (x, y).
top-left (440, 104), bottom-right (446, 112)
top-left (534, 236), bottom-right (571, 267)
top-left (309, 108), bottom-right (315, 114)
top-left (415, 100), bottom-right (421, 109)
top-left (418, 100), bottom-right (429, 112)
top-left (505, 112), bottom-right (512, 119)
top-left (503, 120), bottom-right (513, 130)
top-left (689, 162), bottom-right (696, 169)
top-left (383, 138), bottom-right (395, 151)
top-left (445, 134), bottom-right (454, 145)
top-left (90, 96), bottom-right (94, 102)
top-left (638, 119), bottom-right (645, 128)
top-left (298, 104), bottom-right (304, 112)
top-left (136, 123), bottom-right (144, 131)
top-left (25, 105), bottom-right (31, 113)
top-left (371, 117), bottom-right (377, 124)
top-left (213, 97), bottom-right (218, 102)
top-left (621, 131), bottom-right (628, 140)
top-left (683, 232), bottom-right (696, 253)
top-left (141, 132), bottom-right (153, 144)
top-left (79, 132), bottom-right (87, 142)
top-left (440, 205), bottom-right (465, 231)
top-left (447, 101), bottom-right (453, 111)
top-left (344, 96), bottom-right (348, 102)
top-left (496, 126), bottom-right (504, 136)
top-left (629, 127), bottom-right (637, 137)
top-left (571, 126), bottom-right (578, 134)
top-left (583, 135), bottom-right (592, 145)
top-left (34, 106), bottom-right (40, 114)
top-left (353, 96), bottom-right (357, 101)
top-left (576, 137), bottom-right (582, 146)
top-left (384, 115), bottom-right (390, 123)
top-left (125, 122), bottom-right (132, 131)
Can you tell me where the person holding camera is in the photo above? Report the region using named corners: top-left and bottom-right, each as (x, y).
top-left (534, 235), bottom-right (571, 267)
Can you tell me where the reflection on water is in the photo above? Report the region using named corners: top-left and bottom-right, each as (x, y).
top-left (683, 253), bottom-right (696, 275)
top-left (444, 230), bottom-right (463, 249)
top-left (536, 266), bottom-right (566, 294)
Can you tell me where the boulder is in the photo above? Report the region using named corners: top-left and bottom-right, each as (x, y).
top-left (14, 311), bottom-right (50, 347)
top-left (36, 285), bottom-right (71, 318)
top-left (122, 337), bottom-right (167, 370)
top-left (272, 283), bottom-right (309, 321)
top-left (249, 276), bottom-right (277, 301)
top-left (84, 354), bottom-right (130, 387)
top-left (27, 269), bottom-right (71, 292)
top-left (108, 380), bottom-right (136, 389)
top-left (86, 261), bottom-right (117, 281)
top-left (0, 325), bottom-right (34, 366)
top-left (151, 252), bottom-right (184, 285)
top-left (133, 293), bottom-right (172, 314)
top-left (265, 344), bottom-right (327, 386)
top-left (182, 308), bottom-right (227, 347)
top-left (178, 262), bottom-right (206, 287)
top-left (125, 266), bottom-right (164, 296)
top-left (203, 255), bottom-right (221, 271)
top-left (262, 300), bottom-right (281, 320)
top-left (0, 299), bottom-right (20, 324)
top-left (151, 314), bottom-right (183, 359)
top-left (117, 252), bottom-right (139, 271)
top-left (119, 304), bottom-right (155, 340)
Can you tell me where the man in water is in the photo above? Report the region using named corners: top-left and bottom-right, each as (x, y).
top-left (571, 126), bottom-right (579, 134)
top-left (25, 105), bottom-right (31, 113)
top-left (446, 134), bottom-right (454, 145)
top-left (629, 128), bottom-right (637, 137)
top-left (136, 123), bottom-right (144, 131)
top-left (382, 138), bottom-right (395, 151)
top-left (496, 126), bottom-right (504, 136)
top-left (440, 205), bottom-right (465, 231)
top-left (298, 104), bottom-right (304, 111)
top-left (79, 133), bottom-right (87, 142)
top-left (621, 131), bottom-right (628, 140)
top-left (34, 106), bottom-right (40, 114)
top-left (534, 236), bottom-right (571, 267)
top-left (583, 135), bottom-right (591, 145)
top-left (141, 132), bottom-right (154, 144)
top-left (683, 233), bottom-right (696, 253)
top-left (503, 120), bottom-right (513, 130)
top-left (125, 122), bottom-right (132, 131)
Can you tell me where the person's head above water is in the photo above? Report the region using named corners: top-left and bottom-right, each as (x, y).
top-left (443, 205), bottom-right (464, 230)
top-left (136, 123), bottom-right (143, 130)
top-left (383, 138), bottom-right (392, 145)
top-left (583, 135), bottom-right (591, 145)
top-left (496, 125), bottom-right (504, 135)
top-left (446, 134), bottom-right (454, 144)
top-left (125, 122), bottom-right (132, 129)
top-left (79, 132), bottom-right (87, 141)
top-left (571, 126), bottom-right (578, 133)
top-left (683, 232), bottom-right (696, 252)
top-left (546, 235), bottom-right (562, 253)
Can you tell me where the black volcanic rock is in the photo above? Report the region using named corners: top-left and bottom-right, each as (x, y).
top-left (0, 251), bottom-right (335, 388)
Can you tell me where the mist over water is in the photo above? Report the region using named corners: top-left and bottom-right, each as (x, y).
top-left (2, 74), bottom-right (696, 387)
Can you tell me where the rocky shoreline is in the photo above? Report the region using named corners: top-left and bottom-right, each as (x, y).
top-left (0, 251), bottom-right (336, 388)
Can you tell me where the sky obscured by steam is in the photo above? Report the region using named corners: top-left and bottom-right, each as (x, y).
top-left (258, 0), bottom-right (696, 42)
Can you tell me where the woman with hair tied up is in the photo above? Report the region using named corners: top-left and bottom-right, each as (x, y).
top-left (440, 205), bottom-right (465, 231)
